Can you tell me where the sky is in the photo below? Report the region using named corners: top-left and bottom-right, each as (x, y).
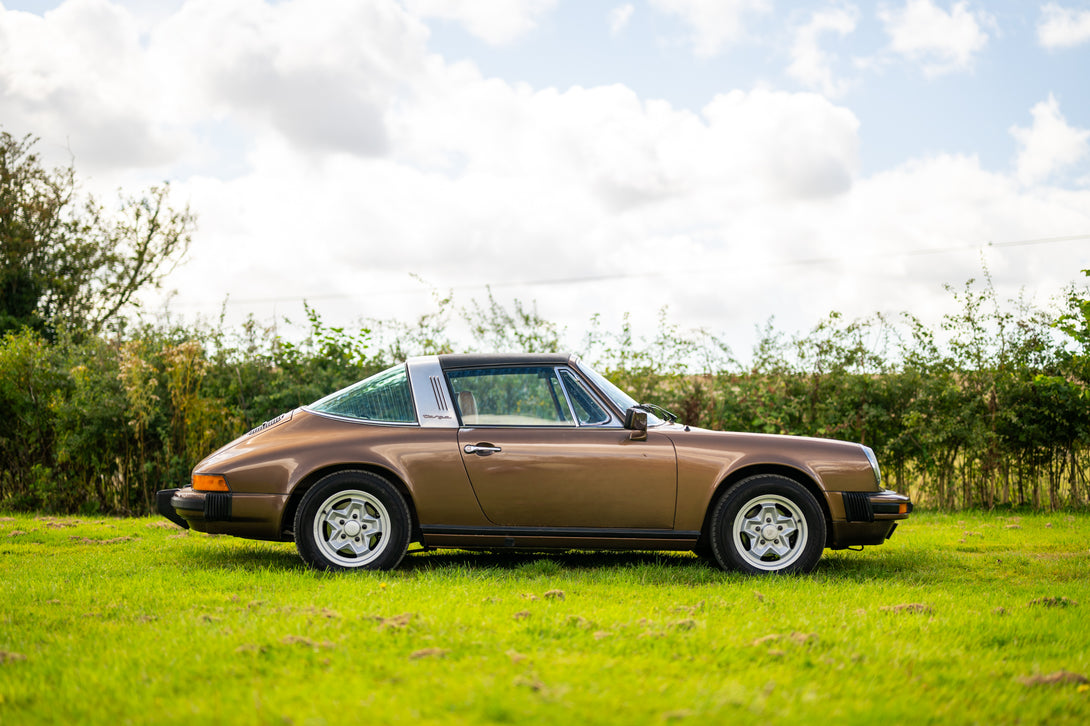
top-left (2, 0), bottom-right (1089, 362)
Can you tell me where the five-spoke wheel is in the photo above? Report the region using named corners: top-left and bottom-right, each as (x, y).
top-left (295, 470), bottom-right (410, 571)
top-left (709, 474), bottom-right (826, 574)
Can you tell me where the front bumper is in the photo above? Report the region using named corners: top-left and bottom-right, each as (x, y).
top-left (841, 489), bottom-right (913, 522)
top-left (156, 487), bottom-right (289, 541)
top-left (829, 489), bottom-right (913, 549)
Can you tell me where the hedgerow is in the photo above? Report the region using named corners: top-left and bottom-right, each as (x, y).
top-left (1, 272), bottom-right (1089, 514)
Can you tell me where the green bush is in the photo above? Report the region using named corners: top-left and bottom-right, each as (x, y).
top-left (0, 328), bottom-right (66, 509)
top-left (1, 272), bottom-right (1089, 514)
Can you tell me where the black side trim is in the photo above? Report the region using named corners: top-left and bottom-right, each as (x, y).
top-left (205, 492), bottom-right (232, 521)
top-left (421, 525), bottom-right (699, 540)
top-left (843, 492), bottom-right (875, 523)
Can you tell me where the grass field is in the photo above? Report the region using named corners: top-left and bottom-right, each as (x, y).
top-left (1, 510), bottom-right (1089, 725)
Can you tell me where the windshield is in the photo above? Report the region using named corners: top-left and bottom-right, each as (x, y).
top-left (579, 362), bottom-right (665, 426)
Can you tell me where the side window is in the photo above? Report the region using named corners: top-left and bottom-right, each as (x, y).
top-left (559, 369), bottom-right (612, 425)
top-left (448, 367), bottom-right (575, 426)
top-left (308, 364), bottom-right (416, 423)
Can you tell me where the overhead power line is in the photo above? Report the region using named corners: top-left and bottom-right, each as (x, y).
top-left (175, 232), bottom-right (1090, 307)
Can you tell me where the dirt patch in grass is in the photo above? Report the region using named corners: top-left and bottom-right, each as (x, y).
top-left (1027, 596), bottom-right (1078, 608)
top-left (409, 647), bottom-right (447, 660)
top-left (881, 603), bottom-right (933, 614)
top-left (1019, 670), bottom-right (1088, 686)
top-left (69, 536), bottom-right (134, 545)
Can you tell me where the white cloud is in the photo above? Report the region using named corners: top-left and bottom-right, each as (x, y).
top-left (609, 3), bottom-right (634, 36)
top-left (151, 0), bottom-right (430, 158)
top-left (402, 0), bottom-right (557, 45)
top-left (3, 0), bottom-right (1088, 360)
top-left (1038, 3), bottom-right (1090, 49)
top-left (649, 0), bottom-right (771, 57)
top-left (0, 0), bottom-right (433, 172)
top-left (821, 153), bottom-right (1090, 322)
top-left (1010, 94), bottom-right (1090, 186)
top-left (149, 57), bottom-right (869, 338)
top-left (878, 0), bottom-right (991, 76)
top-left (699, 90), bottom-right (860, 199)
top-left (787, 4), bottom-right (859, 98)
top-left (0, 0), bottom-right (184, 170)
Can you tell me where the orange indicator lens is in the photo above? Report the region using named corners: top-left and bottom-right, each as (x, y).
top-left (193, 474), bottom-right (229, 491)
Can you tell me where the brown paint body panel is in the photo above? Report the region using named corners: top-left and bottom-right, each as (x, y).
top-left (182, 411), bottom-right (886, 541)
top-left (457, 428), bottom-right (677, 528)
top-left (194, 409), bottom-right (491, 529)
top-left (670, 428), bottom-right (879, 531)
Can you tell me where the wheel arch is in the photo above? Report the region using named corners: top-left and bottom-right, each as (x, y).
top-left (699, 464), bottom-right (833, 547)
top-left (279, 463), bottom-right (422, 544)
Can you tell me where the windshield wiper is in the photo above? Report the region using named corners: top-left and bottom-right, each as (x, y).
top-left (635, 403), bottom-right (678, 424)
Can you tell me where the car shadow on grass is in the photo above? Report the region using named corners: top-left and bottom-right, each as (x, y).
top-left (814, 548), bottom-right (951, 583)
top-left (179, 542), bottom-right (306, 572)
top-left (403, 547), bottom-right (939, 583)
top-left (177, 542), bottom-right (939, 582)
top-left (402, 549), bottom-right (704, 571)
top-left (185, 546), bottom-right (713, 577)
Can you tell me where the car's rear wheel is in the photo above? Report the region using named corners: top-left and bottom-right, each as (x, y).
top-left (691, 542), bottom-right (715, 563)
top-left (294, 470), bottom-right (410, 571)
top-left (709, 474), bottom-right (826, 574)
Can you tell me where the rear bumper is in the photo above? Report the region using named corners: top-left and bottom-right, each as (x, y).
top-left (156, 488), bottom-right (190, 529)
top-left (155, 487), bottom-right (289, 541)
top-left (156, 486), bottom-right (231, 528)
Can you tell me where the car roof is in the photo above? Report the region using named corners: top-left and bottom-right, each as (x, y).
top-left (437, 353), bottom-right (575, 369)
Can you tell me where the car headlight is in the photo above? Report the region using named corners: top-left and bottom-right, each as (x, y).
top-left (861, 445), bottom-right (882, 488)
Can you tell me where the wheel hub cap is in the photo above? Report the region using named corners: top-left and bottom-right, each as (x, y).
top-left (312, 489), bottom-right (391, 567)
top-left (731, 494), bottom-right (809, 571)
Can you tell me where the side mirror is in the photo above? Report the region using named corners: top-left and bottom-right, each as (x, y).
top-left (624, 407), bottom-right (648, 441)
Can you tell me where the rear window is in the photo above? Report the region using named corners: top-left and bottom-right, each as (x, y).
top-left (309, 365), bottom-right (416, 424)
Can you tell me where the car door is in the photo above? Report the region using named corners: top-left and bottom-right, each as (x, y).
top-left (450, 365), bottom-right (677, 529)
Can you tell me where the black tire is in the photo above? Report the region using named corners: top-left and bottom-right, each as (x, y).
top-left (691, 542), bottom-right (716, 564)
top-left (708, 474), bottom-right (826, 575)
top-left (294, 470), bottom-right (411, 571)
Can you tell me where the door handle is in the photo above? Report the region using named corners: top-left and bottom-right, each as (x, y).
top-left (464, 444), bottom-right (502, 455)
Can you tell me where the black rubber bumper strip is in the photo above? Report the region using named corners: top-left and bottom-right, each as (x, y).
top-left (156, 488), bottom-right (190, 529)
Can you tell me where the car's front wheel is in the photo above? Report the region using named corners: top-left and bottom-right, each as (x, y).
top-left (294, 470), bottom-right (411, 571)
top-left (709, 474), bottom-right (826, 574)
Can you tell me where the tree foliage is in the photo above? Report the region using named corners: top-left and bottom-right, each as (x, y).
top-left (0, 130), bottom-right (195, 337)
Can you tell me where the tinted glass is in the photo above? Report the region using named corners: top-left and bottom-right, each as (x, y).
top-left (309, 365), bottom-right (416, 423)
top-left (559, 369), bottom-right (611, 425)
top-left (448, 367), bottom-right (575, 426)
top-left (579, 362), bottom-right (664, 426)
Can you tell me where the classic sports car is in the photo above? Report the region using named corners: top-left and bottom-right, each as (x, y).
top-left (158, 353), bottom-right (911, 574)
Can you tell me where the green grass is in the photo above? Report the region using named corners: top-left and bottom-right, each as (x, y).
top-left (1, 511), bottom-right (1089, 725)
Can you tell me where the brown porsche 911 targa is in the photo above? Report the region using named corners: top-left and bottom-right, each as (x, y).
top-left (158, 353), bottom-right (911, 574)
